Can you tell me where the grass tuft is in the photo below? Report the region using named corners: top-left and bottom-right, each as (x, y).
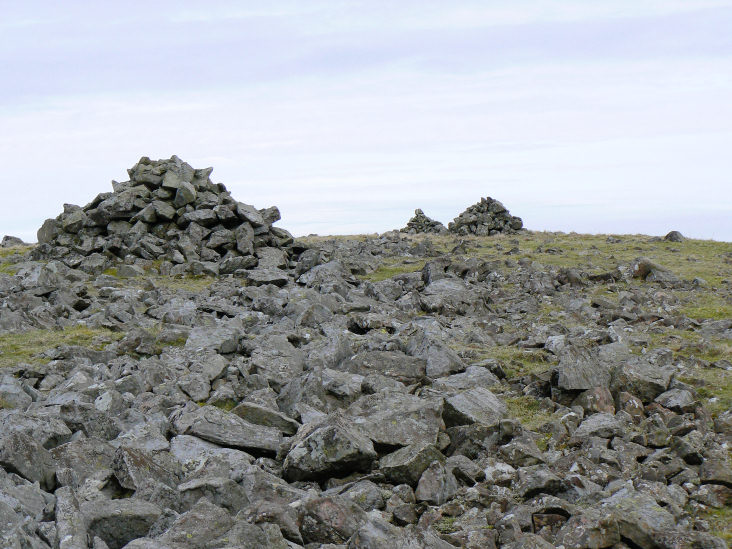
top-left (0, 326), bottom-right (121, 369)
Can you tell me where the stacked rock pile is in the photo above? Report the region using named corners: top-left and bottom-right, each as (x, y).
top-left (35, 156), bottom-right (295, 276)
top-left (448, 197), bottom-right (523, 236)
top-left (400, 209), bottom-right (447, 234)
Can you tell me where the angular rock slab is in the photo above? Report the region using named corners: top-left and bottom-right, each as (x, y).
top-left (171, 405), bottom-right (281, 454)
top-left (379, 442), bottom-right (445, 486)
top-left (611, 357), bottom-right (673, 403)
top-left (443, 387), bottom-right (507, 428)
top-left (283, 414), bottom-right (377, 481)
top-left (345, 392), bottom-right (444, 448)
top-left (0, 431), bottom-right (56, 490)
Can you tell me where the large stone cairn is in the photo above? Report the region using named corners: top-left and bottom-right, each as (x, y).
top-left (35, 156), bottom-right (295, 276)
top-left (400, 208), bottom-right (447, 234)
top-left (448, 196), bottom-right (523, 236)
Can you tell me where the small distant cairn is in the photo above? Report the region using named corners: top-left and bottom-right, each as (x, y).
top-left (400, 209), bottom-right (448, 234)
top-left (448, 197), bottom-right (523, 236)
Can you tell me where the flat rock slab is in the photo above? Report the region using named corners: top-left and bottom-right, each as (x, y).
top-left (231, 402), bottom-right (300, 435)
top-left (554, 347), bottom-right (612, 391)
top-left (0, 431), bottom-right (56, 490)
top-left (345, 392), bottom-right (444, 448)
top-left (443, 387), bottom-right (507, 427)
top-left (242, 268), bottom-right (290, 287)
top-left (172, 405), bottom-right (282, 454)
top-left (571, 413), bottom-right (626, 442)
top-left (339, 350), bottom-right (426, 384)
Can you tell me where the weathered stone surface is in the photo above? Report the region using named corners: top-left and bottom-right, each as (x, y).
top-left (283, 414), bottom-right (377, 481)
top-left (611, 357), bottom-right (673, 402)
top-left (231, 401), bottom-right (300, 435)
top-left (571, 413), bottom-right (626, 441)
top-left (345, 392), bottom-right (444, 447)
top-left (415, 460), bottom-right (458, 505)
top-left (601, 490), bottom-right (676, 548)
top-left (443, 387), bottom-right (507, 427)
top-left (298, 496), bottom-right (369, 544)
top-left (0, 431), bottom-right (56, 490)
top-left (171, 405), bottom-right (282, 454)
top-left (339, 350), bottom-right (426, 384)
top-left (380, 442), bottom-right (445, 485)
top-left (81, 499), bottom-right (161, 549)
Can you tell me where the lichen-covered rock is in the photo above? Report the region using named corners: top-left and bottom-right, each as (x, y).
top-left (283, 413), bottom-right (377, 481)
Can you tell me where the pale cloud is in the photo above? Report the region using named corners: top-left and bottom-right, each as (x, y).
top-left (1, 1), bottom-right (731, 242)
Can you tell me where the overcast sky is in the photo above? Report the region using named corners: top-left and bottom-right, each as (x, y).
top-left (2, 1), bottom-right (731, 241)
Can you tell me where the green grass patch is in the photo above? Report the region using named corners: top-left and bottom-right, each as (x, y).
top-left (679, 365), bottom-right (732, 417)
top-left (700, 507), bottom-right (732, 544)
top-left (469, 345), bottom-right (554, 379)
top-left (360, 259), bottom-right (427, 282)
top-left (0, 326), bottom-right (121, 369)
top-left (0, 245), bottom-right (33, 259)
top-left (505, 395), bottom-right (555, 430)
top-left (150, 275), bottom-right (216, 292)
top-left (433, 516), bottom-right (459, 534)
top-left (678, 293), bottom-right (732, 321)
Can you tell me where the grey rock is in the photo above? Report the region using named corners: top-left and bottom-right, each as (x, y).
top-left (601, 489), bottom-right (676, 548)
top-left (380, 442), bottom-right (445, 485)
top-left (1, 235), bottom-right (25, 247)
top-left (407, 329), bottom-right (466, 379)
top-left (555, 347), bottom-right (612, 391)
top-left (654, 388), bottom-right (696, 413)
top-left (231, 402), bottom-right (300, 435)
top-left (338, 480), bottom-right (385, 511)
top-left (443, 387), bottom-right (507, 427)
top-left (177, 476), bottom-right (249, 511)
top-left (173, 181), bottom-right (197, 208)
top-left (81, 498), bottom-right (161, 549)
top-left (298, 495), bottom-right (369, 544)
top-left (415, 460), bottom-right (458, 505)
top-left (158, 498), bottom-right (233, 548)
top-left (242, 267), bottom-right (290, 287)
top-left (283, 413), bottom-right (377, 481)
top-left (571, 412), bottom-right (626, 441)
top-left (431, 365), bottom-right (500, 393)
top-left (0, 431), bottom-right (56, 490)
top-left (55, 486), bottom-right (88, 549)
top-left (515, 465), bottom-right (564, 498)
top-left (339, 350), bottom-right (426, 384)
top-left (611, 357), bottom-right (673, 402)
top-left (345, 392), bottom-right (444, 447)
top-left (171, 405), bottom-right (282, 454)
top-left (185, 324), bottom-right (241, 354)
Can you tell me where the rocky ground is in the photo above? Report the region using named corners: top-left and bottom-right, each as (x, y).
top-left (0, 226), bottom-right (731, 548)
